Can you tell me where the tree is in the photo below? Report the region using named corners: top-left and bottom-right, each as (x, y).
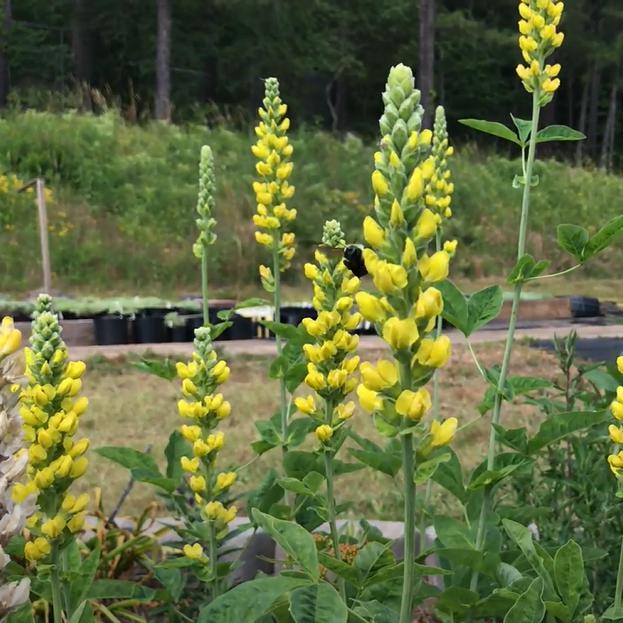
top-left (0, 0), bottom-right (12, 108)
top-left (419, 0), bottom-right (435, 127)
top-left (155, 0), bottom-right (171, 121)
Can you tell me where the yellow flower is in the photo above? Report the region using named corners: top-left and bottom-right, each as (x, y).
top-left (414, 336), bottom-right (452, 368)
top-left (205, 500), bottom-right (225, 520)
top-left (305, 364), bottom-right (326, 391)
top-left (216, 471), bottom-right (237, 491)
top-left (608, 451), bottom-right (623, 475)
top-left (181, 456), bottom-right (200, 473)
top-left (65, 361), bottom-right (86, 379)
top-left (295, 395), bottom-right (316, 415)
top-left (183, 543), bottom-right (206, 562)
top-left (415, 209), bottom-right (440, 241)
top-left (414, 287), bottom-right (443, 320)
top-left (190, 475), bottom-right (207, 493)
top-left (430, 417), bottom-right (458, 447)
top-left (360, 360), bottom-right (398, 391)
top-left (371, 261), bottom-right (408, 295)
top-left (382, 317), bottom-right (419, 351)
top-left (609, 424), bottom-right (623, 445)
top-left (355, 292), bottom-right (387, 323)
top-left (335, 401), bottom-right (355, 420)
top-left (315, 424), bottom-right (334, 443)
top-left (418, 251), bottom-right (450, 282)
top-left (181, 425), bottom-right (202, 442)
top-left (371, 170), bottom-right (389, 197)
top-left (70, 457), bottom-right (88, 479)
top-left (363, 216), bottom-right (386, 248)
top-left (611, 399), bottom-right (623, 422)
top-left (395, 388), bottom-right (432, 421)
top-left (41, 515), bottom-right (66, 538)
top-left (357, 385), bottom-right (383, 413)
top-left (0, 316), bottom-right (21, 358)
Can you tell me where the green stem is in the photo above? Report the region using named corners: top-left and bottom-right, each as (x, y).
top-left (417, 231), bottom-right (443, 556)
top-left (209, 521), bottom-right (220, 599)
top-left (272, 241), bottom-right (287, 445)
top-left (470, 91), bottom-right (541, 592)
top-left (323, 450), bottom-right (345, 600)
top-left (399, 432), bottom-right (416, 623)
top-left (615, 535), bottom-right (623, 610)
top-left (526, 263), bottom-right (581, 282)
top-left (201, 249), bottom-right (209, 326)
top-left (50, 545), bottom-right (64, 623)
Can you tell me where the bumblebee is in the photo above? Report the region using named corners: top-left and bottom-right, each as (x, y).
top-left (343, 244), bottom-right (368, 277)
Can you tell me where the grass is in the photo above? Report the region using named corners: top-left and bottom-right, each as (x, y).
top-left (75, 340), bottom-right (558, 521)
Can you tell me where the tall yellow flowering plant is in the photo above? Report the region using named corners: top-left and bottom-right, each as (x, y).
top-left (252, 77), bottom-right (296, 448)
top-left (295, 219), bottom-right (360, 596)
top-left (355, 63), bottom-right (458, 623)
top-left (177, 327), bottom-right (236, 595)
top-left (14, 294), bottom-right (90, 623)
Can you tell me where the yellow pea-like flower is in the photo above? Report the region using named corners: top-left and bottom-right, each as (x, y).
top-left (357, 384), bottom-right (383, 413)
top-left (430, 417), bottom-right (458, 447)
top-left (414, 335), bottom-right (452, 368)
top-left (414, 287), bottom-right (443, 320)
top-left (336, 401), bottom-right (356, 420)
top-left (216, 471), bottom-right (237, 491)
top-left (382, 317), bottom-right (419, 351)
top-left (395, 388), bottom-right (432, 421)
top-left (360, 360), bottom-right (398, 391)
top-left (315, 424), bottom-right (334, 443)
top-left (363, 216), bottom-right (386, 248)
top-left (295, 395), bottom-right (317, 415)
top-left (371, 170), bottom-right (389, 197)
top-left (415, 209), bottom-right (440, 241)
top-left (609, 424), bottom-right (623, 445)
top-left (355, 292), bottom-right (387, 323)
top-left (183, 543), bottom-right (206, 561)
top-left (418, 251), bottom-right (450, 283)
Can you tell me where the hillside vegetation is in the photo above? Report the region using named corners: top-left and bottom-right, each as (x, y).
top-left (1, 111), bottom-right (622, 295)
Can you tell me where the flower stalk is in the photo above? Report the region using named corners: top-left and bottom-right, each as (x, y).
top-left (472, 0), bottom-right (565, 588)
top-left (252, 77), bottom-right (296, 451)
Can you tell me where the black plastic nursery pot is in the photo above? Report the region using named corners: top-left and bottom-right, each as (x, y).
top-left (93, 315), bottom-right (129, 345)
top-left (134, 313), bottom-right (167, 344)
top-left (186, 311), bottom-right (256, 341)
top-left (570, 296), bottom-right (601, 318)
top-left (280, 305), bottom-right (317, 326)
top-left (168, 324), bottom-right (189, 342)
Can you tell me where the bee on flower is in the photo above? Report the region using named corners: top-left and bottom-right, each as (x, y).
top-left (515, 0), bottom-right (565, 105)
top-left (176, 327), bottom-right (237, 572)
top-left (13, 295), bottom-right (90, 563)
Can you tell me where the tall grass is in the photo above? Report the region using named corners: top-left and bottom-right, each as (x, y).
top-left (1, 110), bottom-right (621, 294)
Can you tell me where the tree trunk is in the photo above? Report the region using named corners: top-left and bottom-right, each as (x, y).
top-left (587, 66), bottom-right (601, 160)
top-left (419, 0), bottom-right (435, 128)
top-left (600, 74), bottom-right (618, 171)
top-left (0, 0), bottom-right (12, 108)
top-left (575, 73), bottom-right (590, 166)
top-left (71, 0), bottom-right (92, 83)
top-left (155, 0), bottom-right (172, 121)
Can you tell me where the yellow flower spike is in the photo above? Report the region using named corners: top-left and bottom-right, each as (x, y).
top-left (395, 388), bottom-right (432, 421)
top-left (357, 385), bottom-right (383, 413)
top-left (414, 335), bottom-right (452, 368)
top-left (418, 251), bottom-right (450, 282)
top-left (360, 360), bottom-right (398, 391)
top-left (382, 317), bottom-right (419, 351)
top-left (216, 471), bottom-right (237, 491)
top-left (363, 216), bottom-right (386, 248)
top-left (315, 424), bottom-right (334, 443)
top-left (183, 543), bottom-right (206, 562)
top-left (430, 417), bottom-right (458, 448)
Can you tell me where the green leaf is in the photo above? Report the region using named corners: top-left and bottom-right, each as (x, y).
top-left (468, 462), bottom-right (525, 490)
top-left (414, 451), bottom-right (451, 484)
top-left (508, 254), bottom-right (549, 284)
top-left (509, 377), bottom-right (552, 394)
top-left (437, 280), bottom-right (469, 335)
top-left (602, 605), bottom-right (623, 620)
top-left (278, 477), bottom-right (316, 497)
top-left (584, 215), bottom-right (623, 260)
top-left (557, 224), bottom-right (589, 262)
top-left (349, 448), bottom-right (401, 477)
top-left (437, 587), bottom-right (480, 615)
top-left (67, 544), bottom-right (100, 613)
top-left (67, 602), bottom-right (91, 623)
top-left (94, 446), bottom-right (161, 477)
top-left (6, 605), bottom-right (35, 623)
top-left (132, 357), bottom-right (178, 381)
top-left (459, 118), bottom-right (521, 145)
top-left (527, 410), bottom-right (609, 454)
top-left (283, 451), bottom-right (321, 479)
top-left (289, 582), bottom-right (348, 623)
top-left (497, 562), bottom-right (523, 587)
top-left (197, 576), bottom-right (312, 623)
top-left (544, 601), bottom-right (572, 622)
top-left (467, 286), bottom-right (504, 334)
top-left (353, 542), bottom-right (395, 581)
top-left (251, 509), bottom-right (320, 580)
top-left (503, 578), bottom-right (545, 623)
top-left (434, 515), bottom-right (474, 549)
top-left (554, 540), bottom-right (584, 615)
top-left (317, 553), bottom-right (362, 587)
top-left (432, 449), bottom-right (466, 502)
top-left (164, 430), bottom-right (189, 480)
top-left (511, 115), bottom-right (533, 144)
top-left (130, 468), bottom-right (176, 492)
top-left (536, 125), bottom-right (586, 143)
top-left (261, 320), bottom-right (300, 340)
top-left (87, 579), bottom-right (155, 600)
